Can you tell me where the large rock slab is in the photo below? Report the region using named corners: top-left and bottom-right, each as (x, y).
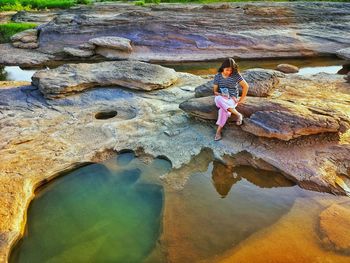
top-left (34, 2), bottom-right (350, 61)
top-left (195, 69), bottom-right (283, 98)
top-left (179, 96), bottom-right (350, 140)
top-left (31, 61), bottom-right (179, 98)
top-left (0, 44), bottom-right (53, 67)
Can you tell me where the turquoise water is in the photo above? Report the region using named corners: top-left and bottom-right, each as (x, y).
top-left (10, 152), bottom-right (171, 263)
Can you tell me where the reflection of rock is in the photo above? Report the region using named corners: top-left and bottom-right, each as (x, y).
top-left (211, 161), bottom-right (240, 198)
top-left (276, 63), bottom-right (299, 73)
top-left (179, 96), bottom-right (350, 140)
top-left (319, 204), bottom-right (350, 254)
top-left (195, 69), bottom-right (283, 98)
top-left (32, 61), bottom-right (179, 98)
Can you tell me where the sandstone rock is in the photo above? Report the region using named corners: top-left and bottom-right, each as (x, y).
top-left (11, 10), bottom-right (58, 24)
top-left (35, 2), bottom-right (349, 61)
top-left (79, 42), bottom-right (96, 50)
top-left (12, 41), bottom-right (39, 49)
top-left (10, 29), bottom-right (37, 42)
top-left (88, 36), bottom-right (132, 52)
top-left (319, 204), bottom-right (350, 253)
top-left (179, 96), bottom-right (350, 140)
top-left (31, 61), bottom-right (179, 98)
top-left (276, 64), bottom-right (299, 73)
top-left (0, 44), bottom-right (53, 67)
top-left (195, 69), bottom-right (283, 98)
top-left (63, 47), bottom-right (95, 58)
top-left (336, 47), bottom-right (350, 61)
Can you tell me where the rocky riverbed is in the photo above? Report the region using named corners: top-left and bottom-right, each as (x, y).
top-left (1, 2), bottom-right (350, 263)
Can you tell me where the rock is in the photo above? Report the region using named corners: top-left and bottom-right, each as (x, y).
top-left (345, 72), bottom-right (350, 83)
top-left (0, 44), bottom-right (53, 67)
top-left (195, 69), bottom-right (283, 98)
top-left (35, 2), bottom-right (349, 61)
top-left (276, 64), bottom-right (299, 73)
top-left (11, 10), bottom-right (58, 24)
top-left (63, 47), bottom-right (95, 58)
top-left (12, 41), bottom-right (39, 49)
top-left (179, 96), bottom-right (350, 140)
top-left (10, 29), bottom-right (37, 42)
top-left (31, 61), bottom-right (179, 98)
top-left (79, 42), bottom-right (95, 50)
top-left (88, 36), bottom-right (132, 52)
top-left (336, 47), bottom-right (350, 61)
top-left (319, 204), bottom-right (350, 253)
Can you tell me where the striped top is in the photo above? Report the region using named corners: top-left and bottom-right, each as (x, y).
top-left (213, 72), bottom-right (244, 98)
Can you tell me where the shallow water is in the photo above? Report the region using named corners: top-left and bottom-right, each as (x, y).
top-left (162, 57), bottom-right (346, 76)
top-left (10, 152), bottom-right (350, 263)
top-left (1, 57), bottom-right (347, 82)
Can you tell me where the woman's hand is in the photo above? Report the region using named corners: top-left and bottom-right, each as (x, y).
top-left (237, 97), bottom-right (246, 104)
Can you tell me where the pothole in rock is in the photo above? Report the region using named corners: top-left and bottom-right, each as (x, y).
top-left (94, 107), bottom-right (137, 121)
top-left (95, 110), bottom-right (118, 120)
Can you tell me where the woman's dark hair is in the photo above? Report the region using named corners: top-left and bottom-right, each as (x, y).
top-left (218, 58), bottom-right (239, 75)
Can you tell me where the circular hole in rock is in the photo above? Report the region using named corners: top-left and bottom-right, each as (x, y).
top-left (95, 111), bottom-right (118, 120)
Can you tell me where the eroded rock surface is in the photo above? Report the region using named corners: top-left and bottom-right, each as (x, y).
top-left (1, 2), bottom-right (350, 66)
top-left (31, 61), bottom-right (179, 98)
top-left (0, 65), bottom-right (350, 262)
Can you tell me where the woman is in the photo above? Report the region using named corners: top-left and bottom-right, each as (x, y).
top-left (213, 58), bottom-right (249, 141)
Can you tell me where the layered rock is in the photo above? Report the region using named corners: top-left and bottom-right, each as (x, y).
top-left (276, 63), bottom-right (299, 73)
top-left (10, 29), bottom-right (39, 49)
top-left (336, 47), bottom-right (350, 61)
top-left (194, 69), bottom-right (283, 98)
top-left (0, 44), bottom-right (53, 67)
top-left (179, 96), bottom-right (350, 141)
top-left (10, 2), bottom-right (350, 63)
top-left (31, 61), bottom-right (179, 98)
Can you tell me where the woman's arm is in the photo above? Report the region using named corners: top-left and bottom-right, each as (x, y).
top-left (213, 84), bottom-right (220, 96)
top-left (238, 80), bottom-right (249, 104)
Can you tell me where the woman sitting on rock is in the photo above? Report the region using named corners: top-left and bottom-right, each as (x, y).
top-left (213, 58), bottom-right (249, 141)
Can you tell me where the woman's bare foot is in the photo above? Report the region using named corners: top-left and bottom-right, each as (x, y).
top-left (236, 113), bottom-right (243, 126)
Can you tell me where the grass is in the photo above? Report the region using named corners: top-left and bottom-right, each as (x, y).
top-left (0, 0), bottom-right (92, 11)
top-left (0, 22), bottom-right (37, 43)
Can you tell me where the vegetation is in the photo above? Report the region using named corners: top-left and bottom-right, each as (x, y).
top-left (0, 0), bottom-right (92, 11)
top-left (0, 22), bottom-right (37, 43)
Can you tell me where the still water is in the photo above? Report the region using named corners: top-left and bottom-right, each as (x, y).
top-left (10, 151), bottom-right (350, 263)
top-left (1, 57), bottom-right (347, 82)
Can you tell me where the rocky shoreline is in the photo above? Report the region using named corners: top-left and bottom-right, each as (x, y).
top-left (1, 2), bottom-right (350, 263)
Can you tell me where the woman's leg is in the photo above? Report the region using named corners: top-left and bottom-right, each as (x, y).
top-left (228, 108), bottom-right (243, 125)
top-left (214, 96), bottom-right (233, 140)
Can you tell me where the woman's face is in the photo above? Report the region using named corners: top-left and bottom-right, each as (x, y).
top-left (222, 67), bottom-right (233, 76)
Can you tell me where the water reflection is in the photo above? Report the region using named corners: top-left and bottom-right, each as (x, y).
top-left (211, 161), bottom-right (295, 198)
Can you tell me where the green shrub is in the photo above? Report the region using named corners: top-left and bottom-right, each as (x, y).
top-left (0, 22), bottom-right (37, 43)
top-left (134, 0), bottom-right (145, 6)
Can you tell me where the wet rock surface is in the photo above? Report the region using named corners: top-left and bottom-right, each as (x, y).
top-left (319, 203), bottom-right (350, 253)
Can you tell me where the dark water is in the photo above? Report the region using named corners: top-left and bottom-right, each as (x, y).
top-left (9, 152), bottom-right (350, 263)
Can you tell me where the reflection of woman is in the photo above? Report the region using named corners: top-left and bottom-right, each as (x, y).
top-left (213, 58), bottom-right (249, 141)
top-left (211, 161), bottom-right (240, 198)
